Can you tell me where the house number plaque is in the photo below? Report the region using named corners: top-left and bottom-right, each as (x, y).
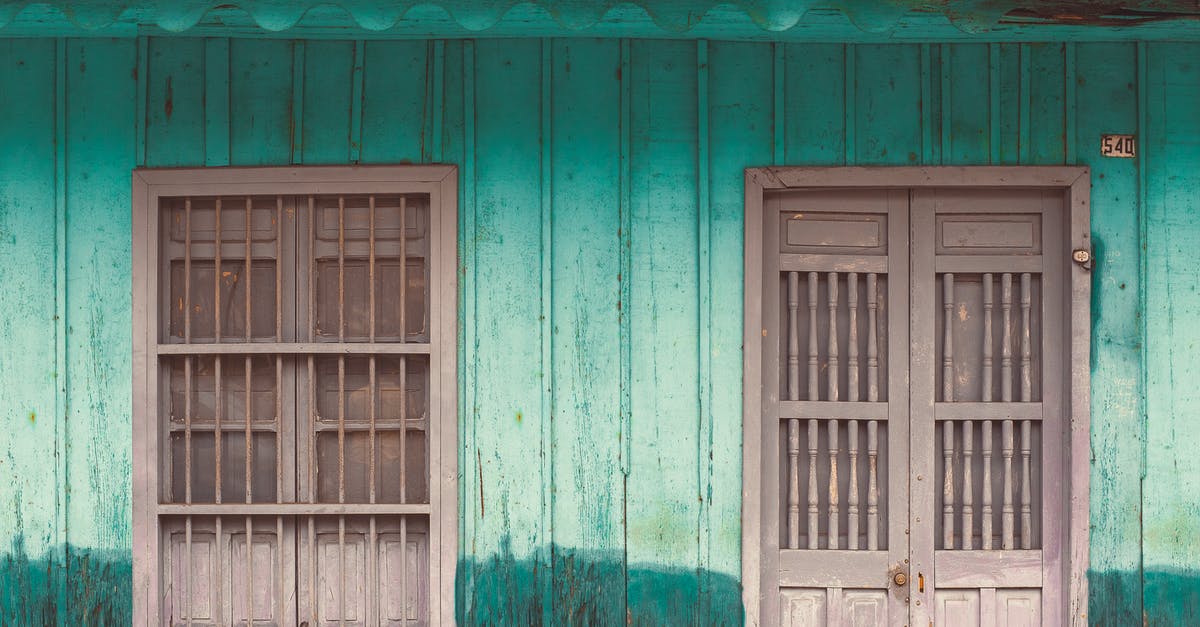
top-left (1101, 134), bottom-right (1136, 157)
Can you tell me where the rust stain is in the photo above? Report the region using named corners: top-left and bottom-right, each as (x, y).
top-left (28, 411), bottom-right (35, 425)
top-left (516, 411), bottom-right (523, 423)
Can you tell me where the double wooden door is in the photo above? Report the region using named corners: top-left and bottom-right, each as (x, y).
top-left (751, 184), bottom-right (1068, 626)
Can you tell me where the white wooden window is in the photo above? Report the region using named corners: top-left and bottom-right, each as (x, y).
top-left (132, 166), bottom-right (458, 627)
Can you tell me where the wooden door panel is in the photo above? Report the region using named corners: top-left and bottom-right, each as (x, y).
top-left (933, 588), bottom-right (1042, 626)
top-left (755, 180), bottom-right (1072, 626)
top-left (762, 189), bottom-right (910, 626)
top-left (912, 188), bottom-right (1065, 626)
top-left (780, 589), bottom-right (891, 627)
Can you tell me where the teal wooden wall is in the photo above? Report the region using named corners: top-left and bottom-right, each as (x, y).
top-left (0, 37), bottom-right (1197, 624)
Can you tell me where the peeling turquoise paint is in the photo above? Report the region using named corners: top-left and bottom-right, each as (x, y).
top-left (0, 538), bottom-right (131, 625)
top-left (2, 32), bottom-right (1200, 625)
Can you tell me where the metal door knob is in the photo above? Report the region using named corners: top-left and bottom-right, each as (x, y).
top-left (893, 572), bottom-right (908, 587)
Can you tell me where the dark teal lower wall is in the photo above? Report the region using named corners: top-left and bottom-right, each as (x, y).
top-left (456, 540), bottom-right (743, 626)
top-left (0, 539), bottom-right (131, 626)
top-left (1089, 569), bottom-right (1200, 626)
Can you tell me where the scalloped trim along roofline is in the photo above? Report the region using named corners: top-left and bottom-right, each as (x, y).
top-left (2, 0), bottom-right (1200, 36)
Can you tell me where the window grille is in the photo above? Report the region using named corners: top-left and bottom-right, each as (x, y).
top-left (133, 167), bottom-right (457, 627)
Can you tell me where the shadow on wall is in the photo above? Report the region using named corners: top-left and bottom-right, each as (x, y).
top-left (0, 537), bottom-right (132, 625)
top-left (457, 537), bottom-right (743, 626)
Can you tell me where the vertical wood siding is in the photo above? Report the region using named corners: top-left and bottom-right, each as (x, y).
top-left (0, 37), bottom-right (1196, 623)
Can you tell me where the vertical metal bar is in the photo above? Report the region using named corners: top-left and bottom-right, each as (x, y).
top-left (866, 272), bottom-right (879, 551)
top-left (785, 271), bottom-right (800, 549)
top-left (308, 196), bottom-right (315, 343)
top-left (942, 274), bottom-right (955, 550)
top-left (338, 355), bottom-right (346, 504)
top-left (244, 198), bottom-right (255, 623)
top-left (369, 196), bottom-right (377, 506)
top-left (214, 197), bottom-right (223, 507)
top-left (184, 196), bottom-right (193, 344)
top-left (400, 356), bottom-right (407, 504)
top-left (245, 197), bottom-right (252, 340)
top-left (183, 310), bottom-right (194, 498)
top-left (963, 419), bottom-right (974, 550)
top-left (1001, 273), bottom-right (1015, 549)
top-left (1020, 273), bottom-right (1033, 549)
top-left (826, 272), bottom-right (839, 549)
top-left (982, 273), bottom-right (994, 550)
top-left (308, 356), bottom-right (316, 504)
top-left (806, 272), bottom-right (820, 549)
top-left (183, 197), bottom-right (194, 625)
top-left (370, 356), bottom-right (377, 505)
top-left (215, 356), bottom-right (223, 504)
top-left (337, 196), bottom-right (347, 508)
top-left (338, 196), bottom-right (345, 342)
top-left (399, 196), bottom-right (407, 340)
top-left (866, 273), bottom-right (879, 401)
top-left (245, 355), bottom-right (253, 503)
top-left (215, 198), bottom-right (222, 343)
top-left (276, 196), bottom-right (283, 342)
top-left (867, 420), bottom-right (879, 551)
top-left (275, 197), bottom-right (283, 508)
top-left (846, 273), bottom-right (859, 550)
top-left (369, 195), bottom-right (377, 342)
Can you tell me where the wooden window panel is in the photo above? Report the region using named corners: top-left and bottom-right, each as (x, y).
top-left (134, 166), bottom-right (457, 627)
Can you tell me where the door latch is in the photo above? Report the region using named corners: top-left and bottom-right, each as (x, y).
top-left (893, 572), bottom-right (908, 587)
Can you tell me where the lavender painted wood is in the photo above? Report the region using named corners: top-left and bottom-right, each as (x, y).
top-left (744, 167), bottom-right (1088, 626)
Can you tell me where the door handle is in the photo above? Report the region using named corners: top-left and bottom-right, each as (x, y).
top-left (893, 572), bottom-right (908, 587)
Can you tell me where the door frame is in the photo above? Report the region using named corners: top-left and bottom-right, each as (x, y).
top-left (741, 166), bottom-right (1091, 626)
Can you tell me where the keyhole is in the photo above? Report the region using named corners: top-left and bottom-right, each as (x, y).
top-left (918, 572), bottom-right (925, 593)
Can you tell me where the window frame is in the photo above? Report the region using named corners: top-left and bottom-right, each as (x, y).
top-left (132, 165), bottom-right (458, 626)
top-left (740, 166), bottom-right (1091, 626)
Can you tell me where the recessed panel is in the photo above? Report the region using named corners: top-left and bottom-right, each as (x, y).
top-left (936, 214), bottom-right (1042, 255)
top-left (780, 589), bottom-right (827, 626)
top-left (935, 589), bottom-right (981, 627)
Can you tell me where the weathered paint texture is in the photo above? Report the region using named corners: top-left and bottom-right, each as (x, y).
top-left (1, 36), bottom-right (1198, 624)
